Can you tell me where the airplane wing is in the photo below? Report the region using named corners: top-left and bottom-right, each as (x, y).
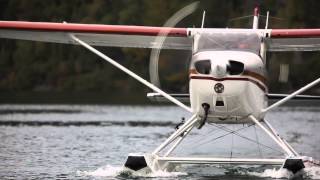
top-left (0, 20), bottom-right (194, 111)
top-left (3, 21), bottom-right (320, 52)
top-left (148, 92), bottom-right (320, 105)
top-left (147, 93), bottom-right (190, 103)
top-left (0, 21), bottom-right (192, 50)
top-left (267, 29), bottom-right (320, 51)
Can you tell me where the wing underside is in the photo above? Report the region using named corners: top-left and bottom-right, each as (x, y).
top-left (267, 37), bottom-right (320, 51)
top-left (0, 29), bottom-right (192, 49)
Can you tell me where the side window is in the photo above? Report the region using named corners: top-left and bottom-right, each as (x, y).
top-left (195, 60), bottom-right (211, 74)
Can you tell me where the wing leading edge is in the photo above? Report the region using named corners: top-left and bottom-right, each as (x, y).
top-left (0, 21), bottom-right (192, 50)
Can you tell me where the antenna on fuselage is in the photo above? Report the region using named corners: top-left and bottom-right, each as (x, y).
top-left (201, 10), bottom-right (206, 28)
top-left (265, 11), bottom-right (270, 29)
top-left (252, 6), bottom-right (259, 29)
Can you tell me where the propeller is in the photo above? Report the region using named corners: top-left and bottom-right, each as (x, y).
top-left (149, 2), bottom-right (199, 88)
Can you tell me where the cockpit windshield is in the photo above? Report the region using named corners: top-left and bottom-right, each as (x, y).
top-left (194, 32), bottom-right (261, 55)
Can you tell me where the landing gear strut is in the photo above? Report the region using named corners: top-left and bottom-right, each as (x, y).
top-left (123, 114), bottom-right (320, 175)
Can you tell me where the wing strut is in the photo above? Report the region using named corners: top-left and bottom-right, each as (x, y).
top-left (69, 34), bottom-right (192, 112)
top-left (262, 77), bottom-right (320, 113)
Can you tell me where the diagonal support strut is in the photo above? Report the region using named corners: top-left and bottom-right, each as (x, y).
top-left (69, 34), bottom-right (192, 112)
top-left (262, 77), bottom-right (320, 113)
top-left (152, 114), bottom-right (198, 155)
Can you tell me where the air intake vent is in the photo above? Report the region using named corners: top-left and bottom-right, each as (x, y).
top-left (227, 60), bottom-right (244, 75)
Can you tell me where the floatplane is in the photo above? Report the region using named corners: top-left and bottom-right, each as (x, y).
top-left (1, 4), bottom-right (320, 175)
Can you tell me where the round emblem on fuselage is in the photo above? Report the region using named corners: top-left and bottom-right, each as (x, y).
top-left (214, 83), bottom-right (224, 93)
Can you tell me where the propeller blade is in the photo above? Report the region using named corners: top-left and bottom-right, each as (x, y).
top-left (149, 2), bottom-right (199, 88)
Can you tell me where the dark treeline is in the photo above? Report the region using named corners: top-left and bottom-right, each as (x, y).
top-left (1, 0), bottom-right (320, 104)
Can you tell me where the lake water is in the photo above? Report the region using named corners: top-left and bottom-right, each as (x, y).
top-left (0, 104), bottom-right (319, 179)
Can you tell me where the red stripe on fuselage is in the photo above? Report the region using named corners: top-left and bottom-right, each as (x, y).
top-left (190, 76), bottom-right (268, 92)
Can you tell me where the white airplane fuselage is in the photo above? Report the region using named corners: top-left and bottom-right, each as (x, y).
top-left (189, 51), bottom-right (267, 124)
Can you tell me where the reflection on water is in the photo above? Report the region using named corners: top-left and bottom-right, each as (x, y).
top-left (0, 105), bottom-right (319, 179)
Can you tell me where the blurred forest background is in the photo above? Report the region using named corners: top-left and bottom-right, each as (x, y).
top-left (1, 0), bottom-right (320, 104)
